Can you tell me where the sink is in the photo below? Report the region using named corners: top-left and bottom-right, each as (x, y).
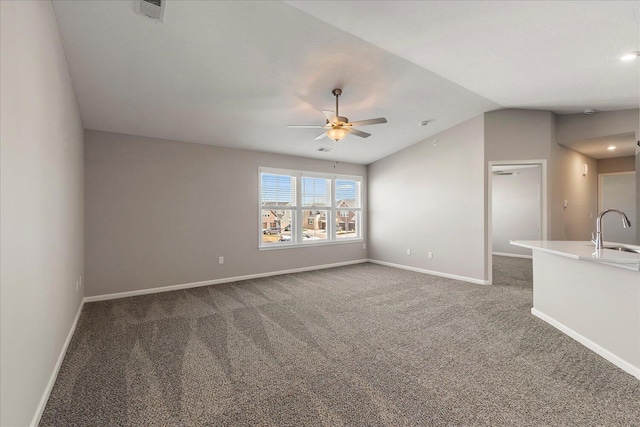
top-left (604, 246), bottom-right (640, 254)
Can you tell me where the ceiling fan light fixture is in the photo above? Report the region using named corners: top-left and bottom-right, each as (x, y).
top-left (288, 88), bottom-right (386, 142)
top-left (327, 127), bottom-right (349, 141)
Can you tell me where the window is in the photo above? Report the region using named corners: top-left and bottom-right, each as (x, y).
top-left (259, 167), bottom-right (362, 248)
top-left (335, 178), bottom-right (361, 240)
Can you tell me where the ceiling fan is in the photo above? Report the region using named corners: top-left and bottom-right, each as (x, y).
top-left (288, 89), bottom-right (387, 142)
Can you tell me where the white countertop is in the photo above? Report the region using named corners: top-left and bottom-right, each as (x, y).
top-left (510, 240), bottom-right (640, 271)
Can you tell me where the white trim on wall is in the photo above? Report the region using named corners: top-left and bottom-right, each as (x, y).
top-left (492, 252), bottom-right (533, 259)
top-left (532, 307), bottom-right (640, 380)
top-left (487, 159), bottom-right (547, 285)
top-left (368, 259), bottom-right (490, 285)
top-left (30, 300), bottom-right (85, 427)
top-left (85, 259), bottom-right (369, 302)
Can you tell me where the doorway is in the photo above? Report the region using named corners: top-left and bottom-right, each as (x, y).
top-left (598, 171), bottom-right (636, 244)
top-left (487, 160), bottom-right (547, 285)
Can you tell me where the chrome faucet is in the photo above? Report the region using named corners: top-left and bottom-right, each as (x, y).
top-left (591, 208), bottom-right (632, 249)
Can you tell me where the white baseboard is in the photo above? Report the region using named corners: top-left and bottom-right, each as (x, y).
top-left (531, 307), bottom-right (640, 380)
top-left (30, 299), bottom-right (85, 427)
top-left (32, 260), bottom-right (370, 424)
top-left (493, 252), bottom-right (532, 259)
top-left (368, 259), bottom-right (490, 285)
top-left (84, 259), bottom-right (370, 302)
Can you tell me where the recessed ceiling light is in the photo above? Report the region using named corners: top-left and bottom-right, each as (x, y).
top-left (621, 52), bottom-right (640, 61)
top-left (607, 145), bottom-right (617, 151)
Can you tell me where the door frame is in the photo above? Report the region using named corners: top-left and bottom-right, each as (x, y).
top-left (487, 160), bottom-right (547, 285)
top-left (597, 171), bottom-right (635, 211)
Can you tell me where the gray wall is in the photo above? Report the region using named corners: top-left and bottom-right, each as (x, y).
top-left (637, 149), bottom-right (640, 244)
top-left (367, 109), bottom-right (601, 285)
top-left (492, 166), bottom-right (541, 256)
top-left (598, 156), bottom-right (636, 174)
top-left (485, 109), bottom-right (555, 162)
top-left (484, 109), bottom-right (598, 243)
top-left (85, 130), bottom-right (367, 297)
top-left (0, 2), bottom-right (85, 426)
top-left (368, 115), bottom-right (486, 282)
top-left (557, 109), bottom-right (639, 245)
top-left (549, 141), bottom-right (599, 241)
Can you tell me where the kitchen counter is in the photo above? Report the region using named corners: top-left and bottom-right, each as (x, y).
top-left (510, 240), bottom-right (640, 380)
top-left (511, 240), bottom-right (640, 271)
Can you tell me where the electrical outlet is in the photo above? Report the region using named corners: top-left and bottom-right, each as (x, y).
top-left (428, 251), bottom-right (433, 259)
top-left (219, 256), bottom-right (224, 264)
top-left (363, 243), bottom-right (366, 249)
top-left (406, 249), bottom-right (411, 255)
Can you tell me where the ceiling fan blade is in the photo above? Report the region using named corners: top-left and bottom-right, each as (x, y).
top-left (348, 128), bottom-right (371, 138)
top-left (314, 132), bottom-right (328, 140)
top-left (348, 117), bottom-right (387, 127)
top-left (323, 110), bottom-right (337, 122)
top-left (287, 125), bottom-right (326, 128)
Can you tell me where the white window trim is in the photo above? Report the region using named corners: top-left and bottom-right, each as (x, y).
top-left (259, 167), bottom-right (363, 250)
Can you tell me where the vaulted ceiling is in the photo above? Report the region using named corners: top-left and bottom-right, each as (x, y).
top-left (52, 1), bottom-right (639, 164)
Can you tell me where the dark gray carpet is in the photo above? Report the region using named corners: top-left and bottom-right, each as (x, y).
top-left (40, 258), bottom-right (640, 426)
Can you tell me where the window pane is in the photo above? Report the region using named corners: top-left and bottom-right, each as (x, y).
top-left (261, 173), bottom-right (296, 207)
top-left (302, 176), bottom-right (330, 207)
top-left (302, 210), bottom-right (328, 241)
top-left (260, 169), bottom-right (363, 248)
top-left (261, 209), bottom-right (293, 245)
top-left (336, 179), bottom-right (360, 208)
top-left (336, 211), bottom-right (359, 239)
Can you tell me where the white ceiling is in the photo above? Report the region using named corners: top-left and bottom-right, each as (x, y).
top-left (52, 1), bottom-right (639, 164)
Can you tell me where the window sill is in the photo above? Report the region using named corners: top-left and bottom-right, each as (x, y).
top-left (259, 238), bottom-right (364, 251)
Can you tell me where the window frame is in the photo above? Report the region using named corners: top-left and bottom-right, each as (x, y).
top-left (259, 167), bottom-right (363, 250)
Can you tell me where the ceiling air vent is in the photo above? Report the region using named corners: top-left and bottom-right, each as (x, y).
top-left (137, 0), bottom-right (166, 21)
top-left (317, 147), bottom-right (333, 152)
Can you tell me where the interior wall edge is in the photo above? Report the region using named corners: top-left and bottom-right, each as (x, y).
top-left (1, 2), bottom-right (85, 425)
